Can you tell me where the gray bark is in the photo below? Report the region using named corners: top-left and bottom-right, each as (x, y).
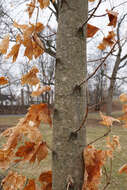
top-left (106, 51), bottom-right (121, 115)
top-left (52, 0), bottom-right (87, 190)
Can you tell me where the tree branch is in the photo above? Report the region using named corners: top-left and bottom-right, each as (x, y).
top-left (78, 42), bottom-right (117, 87)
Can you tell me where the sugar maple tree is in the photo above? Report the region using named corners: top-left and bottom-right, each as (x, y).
top-left (0, 0), bottom-right (126, 189)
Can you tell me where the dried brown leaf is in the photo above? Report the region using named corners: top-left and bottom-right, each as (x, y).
top-left (31, 85), bottom-right (51, 97)
top-left (30, 142), bottom-right (48, 163)
top-left (0, 35), bottom-right (9, 54)
top-left (100, 111), bottom-right (120, 127)
top-left (21, 66), bottom-right (40, 86)
top-left (7, 43), bottom-right (21, 62)
top-left (98, 31), bottom-right (116, 50)
top-left (119, 164), bottom-right (127, 174)
top-left (39, 171), bottom-right (52, 184)
top-left (119, 93), bottom-right (127, 103)
top-left (24, 179), bottom-right (36, 190)
top-left (27, 0), bottom-right (36, 18)
top-left (87, 24), bottom-right (99, 38)
top-left (38, 0), bottom-right (50, 9)
top-left (0, 77), bottom-right (8, 85)
top-left (2, 171), bottom-right (26, 190)
top-left (106, 9), bottom-right (118, 27)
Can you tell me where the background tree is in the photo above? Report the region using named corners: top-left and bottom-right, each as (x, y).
top-left (106, 13), bottom-right (127, 115)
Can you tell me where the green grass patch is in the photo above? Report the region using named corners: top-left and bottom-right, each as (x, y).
top-left (87, 112), bottom-right (127, 190)
top-left (0, 115), bottom-right (21, 126)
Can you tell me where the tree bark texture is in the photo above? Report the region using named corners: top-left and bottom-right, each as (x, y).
top-left (53, 0), bottom-right (87, 190)
top-left (106, 51), bottom-right (121, 115)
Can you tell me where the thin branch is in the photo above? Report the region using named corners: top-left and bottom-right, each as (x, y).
top-left (87, 128), bottom-right (111, 146)
top-left (90, 13), bottom-right (107, 18)
top-left (112, 1), bottom-right (127, 10)
top-left (120, 54), bottom-right (127, 63)
top-left (118, 62), bottom-right (127, 70)
top-left (102, 158), bottom-right (112, 190)
top-left (81, 0), bottom-right (102, 28)
top-left (78, 42), bottom-right (117, 87)
top-left (74, 105), bottom-right (88, 133)
top-left (87, 57), bottom-right (105, 63)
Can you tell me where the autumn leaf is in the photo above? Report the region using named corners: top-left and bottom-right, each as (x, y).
top-left (118, 112), bottom-right (127, 122)
top-left (87, 24), bottom-right (99, 38)
top-left (82, 146), bottom-right (107, 190)
top-left (33, 33), bottom-right (44, 51)
top-left (16, 34), bottom-right (22, 43)
top-left (0, 129), bottom-right (22, 169)
top-left (7, 43), bottom-right (21, 62)
top-left (24, 179), bottom-right (36, 190)
top-left (99, 112), bottom-right (120, 127)
top-left (38, 0), bottom-right (50, 9)
top-left (27, 0), bottom-right (36, 18)
top-left (35, 22), bottom-right (45, 32)
top-left (14, 21), bottom-right (44, 60)
top-left (97, 43), bottom-right (106, 50)
top-left (106, 135), bottom-right (121, 152)
top-left (0, 77), bottom-right (8, 85)
top-left (39, 171), bottom-right (52, 190)
top-left (119, 164), bottom-right (127, 174)
top-left (30, 142), bottom-right (48, 163)
top-left (119, 93), bottom-right (127, 103)
top-left (31, 85), bottom-right (51, 97)
top-left (32, 41), bottom-right (44, 58)
top-left (13, 21), bottom-right (28, 30)
top-left (106, 9), bottom-right (118, 27)
top-left (0, 149), bottom-right (14, 169)
top-left (98, 31), bottom-right (116, 50)
top-left (2, 171), bottom-right (26, 190)
top-left (103, 31), bottom-right (116, 46)
top-left (26, 103), bottom-right (52, 127)
top-left (21, 66), bottom-right (40, 86)
top-left (39, 171), bottom-right (52, 183)
top-left (0, 35), bottom-right (9, 54)
top-left (15, 142), bottom-right (35, 162)
top-left (122, 104), bottom-right (127, 113)
top-left (5, 130), bottom-right (21, 150)
top-left (24, 38), bottom-right (33, 60)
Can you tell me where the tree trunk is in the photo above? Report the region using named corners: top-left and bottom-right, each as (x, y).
top-left (53, 1), bottom-right (87, 190)
top-left (106, 51), bottom-right (121, 115)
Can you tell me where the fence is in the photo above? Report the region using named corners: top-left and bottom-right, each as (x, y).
top-left (0, 89), bottom-right (54, 114)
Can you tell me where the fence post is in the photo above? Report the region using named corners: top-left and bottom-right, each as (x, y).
top-left (21, 89), bottom-right (24, 105)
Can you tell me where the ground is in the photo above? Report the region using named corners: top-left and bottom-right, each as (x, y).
top-left (0, 100), bottom-right (127, 189)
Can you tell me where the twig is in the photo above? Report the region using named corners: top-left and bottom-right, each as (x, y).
top-left (66, 175), bottom-right (74, 190)
top-left (81, 0), bottom-right (102, 28)
top-left (102, 158), bottom-right (112, 190)
top-left (78, 42), bottom-right (117, 87)
top-left (87, 128), bottom-right (111, 146)
top-left (87, 57), bottom-right (105, 63)
top-left (74, 105), bottom-right (88, 133)
top-left (103, 166), bottom-right (109, 183)
top-left (103, 181), bottom-right (110, 190)
top-left (45, 142), bottom-right (52, 152)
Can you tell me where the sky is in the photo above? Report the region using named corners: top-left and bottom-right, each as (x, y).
top-left (0, 0), bottom-right (127, 96)
top-left (87, 0), bottom-right (127, 91)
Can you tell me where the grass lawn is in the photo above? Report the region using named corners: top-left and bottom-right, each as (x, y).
top-left (0, 110), bottom-right (127, 189)
top-left (87, 111), bottom-right (127, 190)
